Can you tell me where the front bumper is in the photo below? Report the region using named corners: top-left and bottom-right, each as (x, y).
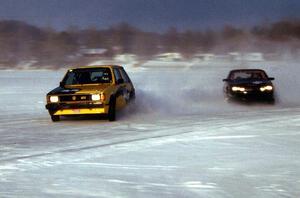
top-left (229, 90), bottom-right (274, 100)
top-left (46, 103), bottom-right (109, 116)
top-left (53, 108), bottom-right (105, 115)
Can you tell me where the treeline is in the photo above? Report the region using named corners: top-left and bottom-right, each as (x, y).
top-left (1, 19), bottom-right (300, 68)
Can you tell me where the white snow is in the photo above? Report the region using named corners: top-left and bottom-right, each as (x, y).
top-left (0, 61), bottom-right (300, 197)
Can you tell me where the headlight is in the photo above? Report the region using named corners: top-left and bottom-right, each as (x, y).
top-left (91, 94), bottom-right (101, 101)
top-left (260, 85), bottom-right (273, 92)
top-left (49, 96), bottom-right (59, 103)
top-left (232, 86), bottom-right (245, 92)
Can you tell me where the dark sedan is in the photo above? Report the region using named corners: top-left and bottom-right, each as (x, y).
top-left (223, 69), bottom-right (275, 102)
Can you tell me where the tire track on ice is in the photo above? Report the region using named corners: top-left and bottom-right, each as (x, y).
top-left (0, 110), bottom-right (297, 164)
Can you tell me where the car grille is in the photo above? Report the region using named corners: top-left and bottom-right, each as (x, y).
top-left (59, 103), bottom-right (104, 109)
top-left (245, 87), bottom-right (257, 91)
top-left (59, 95), bottom-right (91, 102)
top-left (244, 86), bottom-right (262, 92)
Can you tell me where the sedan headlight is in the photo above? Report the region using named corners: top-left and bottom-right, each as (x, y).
top-left (232, 86), bottom-right (245, 92)
top-left (49, 96), bottom-right (59, 103)
top-left (91, 94), bottom-right (101, 101)
top-left (260, 85), bottom-right (273, 92)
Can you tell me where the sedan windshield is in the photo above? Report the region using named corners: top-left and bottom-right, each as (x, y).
top-left (63, 68), bottom-right (112, 85)
top-left (229, 70), bottom-right (267, 80)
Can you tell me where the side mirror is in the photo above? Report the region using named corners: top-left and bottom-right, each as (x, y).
top-left (59, 81), bottom-right (65, 87)
top-left (223, 79), bottom-right (229, 82)
top-left (117, 79), bottom-right (124, 84)
top-left (268, 77), bottom-right (275, 80)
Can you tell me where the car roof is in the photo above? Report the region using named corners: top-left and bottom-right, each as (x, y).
top-left (229, 69), bottom-right (266, 73)
top-left (69, 65), bottom-right (123, 70)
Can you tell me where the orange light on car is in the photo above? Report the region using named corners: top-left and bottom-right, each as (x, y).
top-left (100, 93), bottom-right (105, 102)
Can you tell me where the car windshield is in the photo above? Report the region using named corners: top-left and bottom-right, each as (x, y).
top-left (229, 70), bottom-right (267, 80)
top-left (63, 68), bottom-right (112, 85)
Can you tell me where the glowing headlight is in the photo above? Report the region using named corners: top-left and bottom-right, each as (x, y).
top-left (260, 85), bottom-right (273, 92)
top-left (91, 94), bottom-right (101, 101)
top-left (49, 96), bottom-right (59, 103)
top-left (232, 86), bottom-right (245, 92)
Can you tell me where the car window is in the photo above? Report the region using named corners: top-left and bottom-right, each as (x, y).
top-left (63, 68), bottom-right (112, 85)
top-left (119, 68), bottom-right (130, 83)
top-left (65, 72), bottom-right (76, 85)
top-left (113, 68), bottom-right (123, 83)
top-left (90, 71), bottom-right (112, 83)
top-left (230, 71), bottom-right (267, 80)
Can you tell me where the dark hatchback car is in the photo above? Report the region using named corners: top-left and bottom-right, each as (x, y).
top-left (223, 69), bottom-right (275, 102)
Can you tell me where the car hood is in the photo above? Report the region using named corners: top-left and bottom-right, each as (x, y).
top-left (47, 84), bottom-right (111, 95)
top-left (229, 79), bottom-right (273, 86)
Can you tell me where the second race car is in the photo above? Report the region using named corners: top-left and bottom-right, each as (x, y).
top-left (223, 69), bottom-right (275, 102)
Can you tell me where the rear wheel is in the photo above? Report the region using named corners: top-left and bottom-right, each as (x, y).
top-left (130, 90), bottom-right (136, 100)
top-left (108, 97), bottom-right (116, 121)
top-left (51, 115), bottom-right (60, 122)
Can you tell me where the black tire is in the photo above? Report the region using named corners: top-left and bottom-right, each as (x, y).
top-left (130, 90), bottom-right (136, 100)
top-left (267, 96), bottom-right (275, 104)
top-left (108, 97), bottom-right (116, 121)
top-left (51, 115), bottom-right (60, 122)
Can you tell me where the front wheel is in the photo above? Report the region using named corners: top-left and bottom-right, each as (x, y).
top-left (266, 96), bottom-right (275, 104)
top-left (51, 115), bottom-right (60, 122)
top-left (108, 98), bottom-right (116, 121)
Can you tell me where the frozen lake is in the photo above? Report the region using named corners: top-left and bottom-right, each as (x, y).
top-left (0, 62), bottom-right (300, 197)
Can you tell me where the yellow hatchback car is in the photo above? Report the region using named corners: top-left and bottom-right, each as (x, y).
top-left (45, 65), bottom-right (135, 122)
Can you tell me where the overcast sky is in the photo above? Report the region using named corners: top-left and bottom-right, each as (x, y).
top-left (0, 0), bottom-right (300, 32)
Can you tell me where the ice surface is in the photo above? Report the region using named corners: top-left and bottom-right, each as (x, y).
top-left (0, 61), bottom-right (300, 197)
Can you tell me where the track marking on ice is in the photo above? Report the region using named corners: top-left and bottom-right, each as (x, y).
top-left (105, 180), bottom-right (215, 189)
top-left (195, 135), bottom-right (258, 140)
top-left (208, 167), bottom-right (234, 171)
top-left (107, 179), bottom-right (136, 184)
top-left (255, 184), bottom-right (287, 193)
top-left (0, 114), bottom-right (296, 164)
top-left (0, 165), bottom-right (19, 170)
top-left (183, 181), bottom-right (217, 189)
top-left (0, 165), bottom-right (23, 179)
top-left (65, 162), bottom-right (178, 170)
top-left (147, 183), bottom-right (169, 187)
top-left (1, 106), bottom-right (299, 170)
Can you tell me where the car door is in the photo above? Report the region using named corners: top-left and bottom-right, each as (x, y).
top-left (113, 68), bottom-right (127, 110)
top-left (119, 67), bottom-right (134, 100)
